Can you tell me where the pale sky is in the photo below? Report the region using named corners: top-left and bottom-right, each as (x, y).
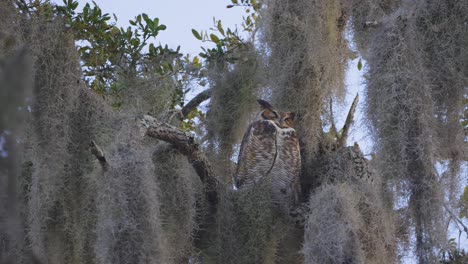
top-left (75, 0), bottom-right (246, 55)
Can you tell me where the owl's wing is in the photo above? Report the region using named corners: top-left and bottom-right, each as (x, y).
top-left (235, 120), bottom-right (277, 188)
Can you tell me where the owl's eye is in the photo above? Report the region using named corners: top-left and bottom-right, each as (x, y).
top-left (283, 117), bottom-right (294, 127)
top-left (262, 109), bottom-right (279, 120)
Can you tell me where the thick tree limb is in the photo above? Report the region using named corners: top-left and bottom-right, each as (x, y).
top-left (139, 115), bottom-right (218, 206)
top-left (337, 94), bottom-right (359, 148)
top-left (181, 89), bottom-right (212, 118)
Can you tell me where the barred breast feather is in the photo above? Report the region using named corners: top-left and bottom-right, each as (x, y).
top-left (235, 120), bottom-right (277, 188)
top-left (235, 119), bottom-right (301, 210)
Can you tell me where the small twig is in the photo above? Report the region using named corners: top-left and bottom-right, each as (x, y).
top-left (90, 140), bottom-right (107, 168)
top-left (444, 203), bottom-right (468, 238)
top-left (329, 97), bottom-right (338, 138)
top-left (337, 94), bottom-right (359, 148)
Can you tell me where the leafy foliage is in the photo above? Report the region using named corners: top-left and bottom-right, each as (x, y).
top-left (55, 0), bottom-right (178, 93)
top-left (192, 0), bottom-right (260, 64)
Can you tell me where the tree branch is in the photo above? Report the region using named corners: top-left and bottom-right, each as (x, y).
top-left (337, 94), bottom-right (359, 148)
top-left (181, 89), bottom-right (212, 118)
top-left (443, 203), bottom-right (468, 238)
top-left (90, 140), bottom-right (108, 169)
top-left (329, 97), bottom-right (338, 138)
top-left (138, 115), bottom-right (218, 206)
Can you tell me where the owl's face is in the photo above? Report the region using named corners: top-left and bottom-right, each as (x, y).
top-left (257, 99), bottom-right (296, 129)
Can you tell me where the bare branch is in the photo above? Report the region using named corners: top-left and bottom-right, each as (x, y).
top-left (139, 115), bottom-right (218, 206)
top-left (337, 94), bottom-right (359, 148)
top-left (329, 97), bottom-right (338, 138)
top-left (181, 89), bottom-right (212, 118)
top-left (161, 89), bottom-right (211, 124)
top-left (443, 203), bottom-right (468, 238)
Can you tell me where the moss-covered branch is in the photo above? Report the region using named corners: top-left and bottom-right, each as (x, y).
top-left (139, 115), bottom-right (218, 206)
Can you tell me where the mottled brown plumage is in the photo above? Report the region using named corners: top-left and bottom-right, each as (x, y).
top-left (235, 100), bottom-right (301, 212)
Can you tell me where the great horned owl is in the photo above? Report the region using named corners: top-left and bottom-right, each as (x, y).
top-left (235, 99), bottom-right (301, 212)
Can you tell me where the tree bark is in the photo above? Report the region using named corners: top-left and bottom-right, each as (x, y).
top-left (138, 115), bottom-right (219, 206)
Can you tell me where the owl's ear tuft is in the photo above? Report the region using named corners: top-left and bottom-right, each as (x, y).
top-left (257, 99), bottom-right (273, 109)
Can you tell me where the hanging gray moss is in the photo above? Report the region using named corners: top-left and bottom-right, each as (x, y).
top-left (152, 143), bottom-right (203, 263)
top-left (0, 4), bottom-right (198, 263)
top-left (344, 0), bottom-right (401, 59)
top-left (204, 43), bottom-right (262, 182)
top-left (359, 0), bottom-right (467, 262)
top-left (303, 147), bottom-right (396, 264)
top-left (260, 0), bottom-right (350, 192)
top-left (201, 183), bottom-right (297, 264)
top-left (94, 124), bottom-right (163, 264)
top-left (116, 74), bottom-right (179, 117)
top-left (0, 46), bottom-right (33, 263)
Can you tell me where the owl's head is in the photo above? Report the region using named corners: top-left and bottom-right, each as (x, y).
top-left (257, 99), bottom-right (296, 129)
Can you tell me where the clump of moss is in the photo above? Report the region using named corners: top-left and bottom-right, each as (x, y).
top-left (260, 0), bottom-right (351, 194)
top-left (153, 143), bottom-right (203, 263)
top-left (205, 43), bottom-right (262, 182)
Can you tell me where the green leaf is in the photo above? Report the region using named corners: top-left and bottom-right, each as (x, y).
top-left (357, 58), bottom-right (363, 71)
top-left (217, 20), bottom-right (225, 36)
top-left (83, 4), bottom-right (89, 17)
top-left (210, 34), bottom-right (220, 44)
top-left (142, 13), bottom-right (150, 23)
top-left (146, 19), bottom-right (154, 30)
top-left (192, 29), bottom-right (202, 40)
